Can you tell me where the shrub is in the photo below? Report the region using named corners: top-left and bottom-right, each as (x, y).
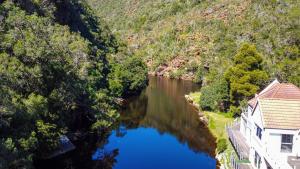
top-left (229, 105), bottom-right (241, 117)
top-left (109, 56), bottom-right (148, 97)
top-left (217, 138), bottom-right (227, 153)
top-left (199, 78), bottom-right (229, 112)
top-left (169, 69), bottom-right (185, 79)
top-left (193, 66), bottom-right (204, 84)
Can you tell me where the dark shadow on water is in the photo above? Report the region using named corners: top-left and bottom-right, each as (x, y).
top-left (34, 133), bottom-right (119, 169)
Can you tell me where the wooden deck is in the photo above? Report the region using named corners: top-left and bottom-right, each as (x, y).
top-left (227, 121), bottom-right (250, 160)
top-left (226, 122), bottom-right (250, 160)
top-left (227, 121), bottom-right (253, 169)
top-left (230, 153), bottom-right (253, 169)
top-left (238, 163), bottom-right (253, 169)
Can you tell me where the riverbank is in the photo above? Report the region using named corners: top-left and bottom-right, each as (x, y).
top-left (185, 92), bottom-right (209, 124)
top-left (185, 92), bottom-right (234, 169)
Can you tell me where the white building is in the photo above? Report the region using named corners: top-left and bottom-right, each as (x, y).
top-left (233, 80), bottom-right (300, 169)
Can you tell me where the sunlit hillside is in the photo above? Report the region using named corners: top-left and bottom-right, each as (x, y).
top-left (88, 0), bottom-right (299, 84)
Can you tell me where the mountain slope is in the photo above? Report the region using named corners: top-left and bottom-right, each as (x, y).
top-left (88, 0), bottom-right (299, 85)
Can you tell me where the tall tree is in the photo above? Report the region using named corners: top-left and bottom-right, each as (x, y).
top-left (225, 43), bottom-right (268, 114)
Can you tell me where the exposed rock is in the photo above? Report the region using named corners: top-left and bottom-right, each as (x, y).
top-left (156, 64), bottom-right (169, 76)
top-left (199, 116), bottom-right (208, 125)
top-left (114, 98), bottom-right (126, 106)
top-left (181, 72), bottom-right (194, 81)
top-left (170, 57), bottom-right (186, 68)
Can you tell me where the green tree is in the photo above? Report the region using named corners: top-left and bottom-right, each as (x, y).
top-left (225, 43), bottom-right (268, 114)
top-left (109, 56), bottom-right (148, 97)
top-left (199, 78), bottom-right (229, 112)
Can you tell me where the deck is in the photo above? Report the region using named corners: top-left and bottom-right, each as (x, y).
top-left (230, 155), bottom-right (253, 169)
top-left (227, 121), bottom-right (250, 160)
top-left (227, 121), bottom-right (253, 169)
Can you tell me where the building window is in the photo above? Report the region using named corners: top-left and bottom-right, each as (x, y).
top-left (254, 151), bottom-right (261, 169)
top-left (281, 134), bottom-right (293, 153)
top-left (256, 124), bottom-right (262, 140)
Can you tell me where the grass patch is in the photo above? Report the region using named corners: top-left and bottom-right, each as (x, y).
top-left (237, 159), bottom-right (250, 163)
top-left (204, 111), bottom-right (233, 139)
top-left (188, 91), bottom-right (201, 104)
top-left (204, 111), bottom-right (235, 168)
top-left (217, 138), bottom-right (227, 153)
top-left (187, 92), bottom-right (234, 139)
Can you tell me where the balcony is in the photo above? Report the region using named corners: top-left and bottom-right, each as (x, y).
top-left (230, 152), bottom-right (253, 169)
top-left (226, 120), bottom-right (250, 160)
top-left (226, 120), bottom-right (253, 169)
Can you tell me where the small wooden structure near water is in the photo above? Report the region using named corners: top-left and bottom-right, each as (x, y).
top-left (43, 135), bottom-right (75, 159)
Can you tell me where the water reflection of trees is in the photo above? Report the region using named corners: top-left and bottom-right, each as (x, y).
top-left (118, 90), bottom-right (148, 129)
top-left (122, 76), bottom-right (216, 157)
top-left (141, 100), bottom-right (216, 156)
top-left (39, 77), bottom-right (217, 169)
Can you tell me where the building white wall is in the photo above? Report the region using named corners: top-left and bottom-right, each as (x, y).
top-left (240, 106), bottom-right (254, 144)
top-left (264, 129), bottom-right (299, 169)
top-left (240, 115), bottom-right (247, 136)
top-left (245, 103), bottom-right (299, 169)
top-left (250, 105), bottom-right (266, 169)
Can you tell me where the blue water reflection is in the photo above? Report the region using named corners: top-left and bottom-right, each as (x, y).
top-left (93, 127), bottom-right (216, 169)
top-left (90, 76), bottom-right (217, 169)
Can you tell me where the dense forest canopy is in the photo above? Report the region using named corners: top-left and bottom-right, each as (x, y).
top-left (0, 0), bottom-right (147, 168)
top-left (89, 0), bottom-right (299, 85)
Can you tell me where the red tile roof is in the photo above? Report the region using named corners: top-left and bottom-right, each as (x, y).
top-left (248, 80), bottom-right (300, 107)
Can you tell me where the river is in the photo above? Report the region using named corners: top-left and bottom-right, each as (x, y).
top-left (36, 76), bottom-right (217, 169)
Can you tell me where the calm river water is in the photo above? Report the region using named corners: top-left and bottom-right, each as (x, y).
top-left (36, 76), bottom-right (217, 169)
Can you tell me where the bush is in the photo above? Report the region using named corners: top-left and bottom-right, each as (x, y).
top-left (217, 138), bottom-right (227, 153)
top-left (109, 56), bottom-right (148, 97)
top-left (229, 105), bottom-right (241, 117)
top-left (193, 66), bottom-right (204, 84)
top-left (199, 78), bottom-right (229, 111)
top-left (169, 69), bottom-right (185, 79)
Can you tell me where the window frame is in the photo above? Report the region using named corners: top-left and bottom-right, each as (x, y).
top-left (255, 124), bottom-right (262, 140)
top-left (254, 151), bottom-right (261, 169)
top-left (281, 134), bottom-right (293, 153)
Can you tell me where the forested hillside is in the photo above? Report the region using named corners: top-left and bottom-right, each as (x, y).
top-left (88, 0), bottom-right (299, 85)
top-left (0, 1), bottom-right (147, 168)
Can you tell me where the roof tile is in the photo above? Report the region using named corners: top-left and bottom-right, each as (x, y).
top-left (259, 99), bottom-right (300, 130)
top-left (248, 80), bottom-right (300, 107)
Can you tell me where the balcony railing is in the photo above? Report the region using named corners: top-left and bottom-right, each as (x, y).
top-left (230, 152), bottom-right (252, 169)
top-left (226, 120), bottom-right (250, 160)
